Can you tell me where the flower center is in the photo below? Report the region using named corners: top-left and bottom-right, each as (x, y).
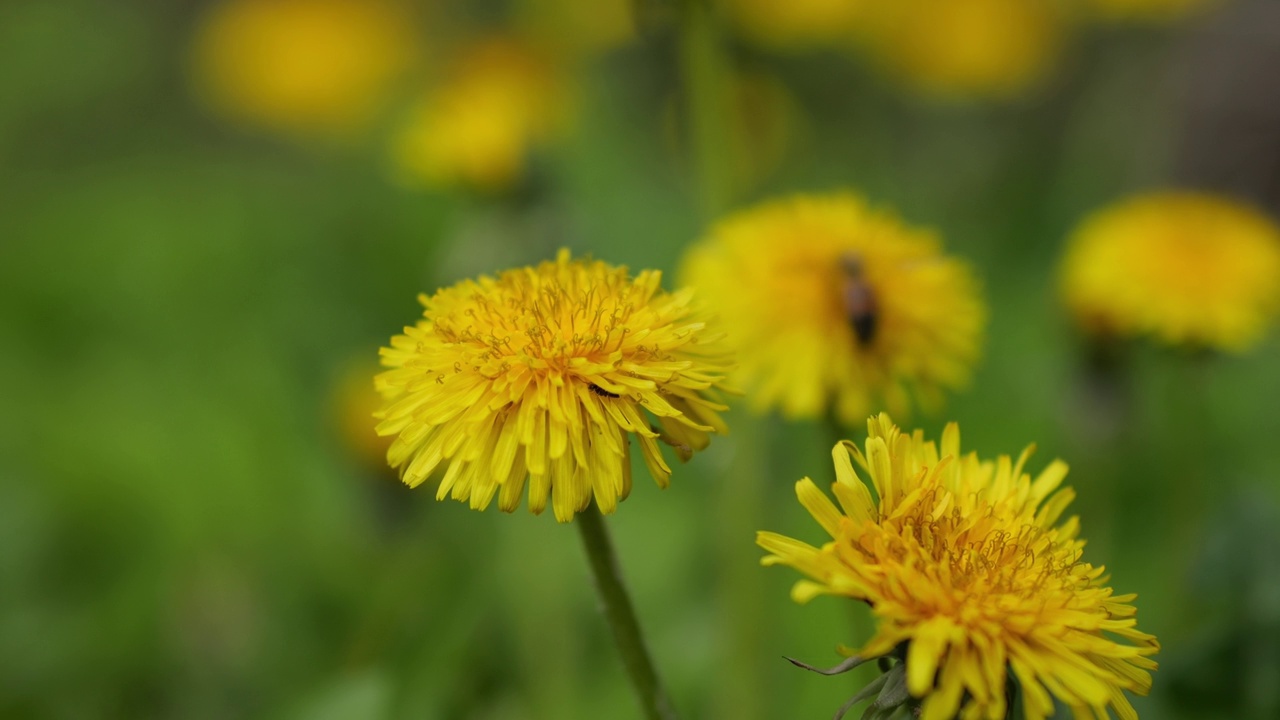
top-left (432, 281), bottom-right (636, 366)
top-left (877, 490), bottom-right (1080, 607)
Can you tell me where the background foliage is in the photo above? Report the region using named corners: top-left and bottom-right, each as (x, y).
top-left (2, 1), bottom-right (1279, 718)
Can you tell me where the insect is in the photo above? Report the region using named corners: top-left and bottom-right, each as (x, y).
top-left (588, 383), bottom-right (620, 398)
top-left (839, 252), bottom-right (878, 346)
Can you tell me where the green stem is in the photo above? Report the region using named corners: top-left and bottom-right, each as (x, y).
top-left (576, 508), bottom-right (679, 720)
top-left (712, 411), bottom-right (768, 720)
top-left (677, 0), bottom-right (734, 218)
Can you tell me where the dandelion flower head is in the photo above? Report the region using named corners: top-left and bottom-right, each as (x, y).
top-left (375, 250), bottom-right (733, 522)
top-left (856, 0), bottom-right (1063, 99)
top-left (758, 415), bottom-right (1159, 720)
top-left (680, 192), bottom-right (984, 425)
top-left (191, 0), bottom-right (418, 136)
top-left (394, 37), bottom-right (569, 193)
top-left (1060, 191), bottom-right (1280, 352)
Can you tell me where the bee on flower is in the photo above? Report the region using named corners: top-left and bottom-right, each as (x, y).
top-left (374, 250), bottom-right (733, 522)
top-left (1059, 191), bottom-right (1280, 353)
top-left (759, 415), bottom-right (1160, 719)
top-left (680, 192), bottom-right (985, 426)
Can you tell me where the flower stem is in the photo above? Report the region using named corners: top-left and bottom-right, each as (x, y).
top-left (677, 0), bottom-right (734, 218)
top-left (576, 507), bottom-right (679, 720)
top-left (713, 410), bottom-right (768, 720)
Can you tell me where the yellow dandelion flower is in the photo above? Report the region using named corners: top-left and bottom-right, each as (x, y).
top-left (721, 0), bottom-right (867, 50)
top-left (393, 37), bottom-right (570, 193)
top-left (1086, 0), bottom-right (1218, 23)
top-left (856, 0), bottom-right (1064, 99)
top-left (759, 415), bottom-right (1159, 720)
top-left (374, 250), bottom-right (733, 522)
top-left (680, 192), bottom-right (984, 425)
top-left (1060, 191), bottom-right (1280, 352)
top-left (191, 0), bottom-right (418, 136)
top-left (331, 360), bottom-right (393, 472)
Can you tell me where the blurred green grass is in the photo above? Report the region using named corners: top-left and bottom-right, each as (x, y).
top-left (3, 1), bottom-right (1280, 719)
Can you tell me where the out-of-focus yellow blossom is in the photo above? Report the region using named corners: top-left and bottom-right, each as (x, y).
top-left (393, 37), bottom-right (570, 193)
top-left (680, 192), bottom-right (984, 425)
top-left (374, 250), bottom-right (733, 522)
top-left (513, 0), bottom-right (635, 59)
top-left (1060, 191), bottom-right (1280, 352)
top-left (760, 415), bottom-right (1159, 720)
top-left (332, 360), bottom-right (393, 472)
top-left (191, 0), bottom-right (418, 136)
top-left (856, 0), bottom-right (1064, 99)
top-left (1085, 0), bottom-right (1218, 23)
top-left (722, 0), bottom-right (866, 49)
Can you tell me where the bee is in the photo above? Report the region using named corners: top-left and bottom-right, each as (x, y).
top-left (589, 383), bottom-right (620, 398)
top-left (839, 252), bottom-right (878, 347)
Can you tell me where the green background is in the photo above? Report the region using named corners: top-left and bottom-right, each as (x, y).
top-left (2, 1), bottom-right (1278, 718)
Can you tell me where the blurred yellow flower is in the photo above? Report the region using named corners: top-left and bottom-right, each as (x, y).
top-left (759, 415), bottom-right (1159, 720)
top-left (680, 192), bottom-right (984, 425)
top-left (722, 0), bottom-right (866, 49)
top-left (191, 0), bottom-right (418, 136)
top-left (375, 250), bottom-right (733, 522)
top-left (1086, 0), bottom-right (1217, 22)
top-left (393, 37), bottom-right (570, 193)
top-left (332, 360), bottom-right (393, 472)
top-left (857, 0), bottom-right (1064, 99)
top-left (1060, 192), bottom-right (1280, 352)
